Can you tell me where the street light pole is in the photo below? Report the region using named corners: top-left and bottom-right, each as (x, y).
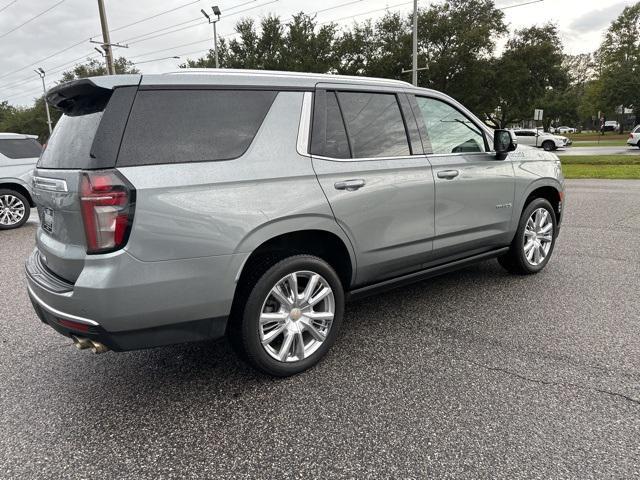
top-left (34, 68), bottom-right (52, 135)
top-left (412, 0), bottom-right (418, 86)
top-left (201, 6), bottom-right (222, 68)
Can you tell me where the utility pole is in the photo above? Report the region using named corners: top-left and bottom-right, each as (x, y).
top-left (96, 0), bottom-right (115, 75)
top-left (34, 68), bottom-right (52, 135)
top-left (201, 6), bottom-right (222, 68)
top-left (412, 0), bottom-right (418, 86)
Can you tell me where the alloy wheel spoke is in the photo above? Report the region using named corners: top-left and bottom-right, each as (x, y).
top-left (278, 331), bottom-right (294, 361)
top-left (524, 240), bottom-right (536, 253)
top-left (308, 287), bottom-right (331, 307)
top-left (303, 322), bottom-right (327, 342)
top-left (540, 223), bottom-right (553, 234)
top-left (293, 331), bottom-right (305, 360)
top-left (261, 323), bottom-right (286, 345)
top-left (301, 274), bottom-right (320, 305)
top-left (259, 311), bottom-right (288, 325)
top-left (305, 311), bottom-right (334, 321)
top-left (287, 273), bottom-right (299, 302)
top-left (271, 284), bottom-right (293, 309)
top-left (539, 234), bottom-right (552, 243)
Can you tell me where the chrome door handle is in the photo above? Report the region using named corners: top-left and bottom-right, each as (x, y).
top-left (437, 170), bottom-right (459, 179)
top-left (334, 179), bottom-right (366, 191)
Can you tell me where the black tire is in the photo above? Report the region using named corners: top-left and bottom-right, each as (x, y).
top-left (542, 140), bottom-right (556, 151)
top-left (498, 198), bottom-right (557, 275)
top-left (0, 189), bottom-right (30, 230)
top-left (230, 254), bottom-right (345, 377)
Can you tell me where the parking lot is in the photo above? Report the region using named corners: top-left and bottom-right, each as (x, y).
top-left (1, 179), bottom-right (639, 479)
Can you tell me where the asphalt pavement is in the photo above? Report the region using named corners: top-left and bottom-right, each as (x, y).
top-left (1, 179), bottom-right (639, 479)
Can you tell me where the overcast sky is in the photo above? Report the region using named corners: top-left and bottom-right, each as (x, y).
top-left (0, 0), bottom-right (635, 106)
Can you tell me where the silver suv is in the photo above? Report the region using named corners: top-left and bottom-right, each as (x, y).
top-left (0, 132), bottom-right (41, 229)
top-left (25, 70), bottom-right (564, 376)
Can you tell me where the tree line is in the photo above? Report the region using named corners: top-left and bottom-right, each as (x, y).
top-left (1, 0), bottom-right (639, 140)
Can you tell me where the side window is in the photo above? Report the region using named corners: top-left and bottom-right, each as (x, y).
top-left (415, 97), bottom-right (486, 155)
top-left (324, 92), bottom-right (351, 159)
top-left (0, 138), bottom-right (42, 160)
top-left (337, 91), bottom-right (411, 158)
top-left (117, 89), bottom-right (277, 166)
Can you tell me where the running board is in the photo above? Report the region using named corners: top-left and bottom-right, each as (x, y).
top-left (347, 247), bottom-right (510, 301)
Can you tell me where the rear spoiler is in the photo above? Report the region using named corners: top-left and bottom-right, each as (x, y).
top-left (46, 75), bottom-right (141, 116)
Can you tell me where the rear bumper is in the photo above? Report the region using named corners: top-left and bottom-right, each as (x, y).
top-left (27, 285), bottom-right (226, 351)
top-left (25, 248), bottom-right (246, 351)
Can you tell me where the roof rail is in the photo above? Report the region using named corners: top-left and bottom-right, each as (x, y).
top-left (165, 68), bottom-right (412, 87)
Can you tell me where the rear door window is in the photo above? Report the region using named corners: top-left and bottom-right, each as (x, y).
top-left (337, 91), bottom-right (410, 158)
top-left (117, 89), bottom-right (277, 166)
top-left (0, 138), bottom-right (42, 160)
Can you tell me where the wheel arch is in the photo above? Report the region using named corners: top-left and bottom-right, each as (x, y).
top-left (234, 226), bottom-right (356, 292)
top-left (0, 181), bottom-right (35, 207)
top-left (521, 181), bottom-right (563, 224)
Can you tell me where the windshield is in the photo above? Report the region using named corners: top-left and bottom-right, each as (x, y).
top-left (0, 138), bottom-right (42, 159)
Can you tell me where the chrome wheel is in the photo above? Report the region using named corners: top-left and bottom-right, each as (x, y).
top-left (0, 194), bottom-right (26, 226)
top-left (524, 207), bottom-right (553, 266)
top-left (259, 271), bottom-right (335, 363)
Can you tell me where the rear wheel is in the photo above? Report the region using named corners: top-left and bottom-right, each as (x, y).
top-left (0, 189), bottom-right (30, 230)
top-left (231, 255), bottom-right (344, 377)
top-left (542, 140), bottom-right (556, 151)
top-left (498, 198), bottom-right (557, 275)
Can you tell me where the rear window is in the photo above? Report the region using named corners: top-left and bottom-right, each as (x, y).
top-left (0, 138), bottom-right (42, 159)
top-left (37, 112), bottom-right (104, 169)
top-left (117, 89), bottom-right (277, 166)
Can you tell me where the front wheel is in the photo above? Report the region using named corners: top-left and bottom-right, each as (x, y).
top-left (498, 198), bottom-right (557, 275)
top-left (0, 189), bottom-right (30, 230)
top-left (542, 140), bottom-right (556, 151)
top-left (231, 255), bottom-right (344, 377)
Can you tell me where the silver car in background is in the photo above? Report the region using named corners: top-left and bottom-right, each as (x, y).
top-left (25, 70), bottom-right (565, 376)
top-left (0, 132), bottom-right (41, 229)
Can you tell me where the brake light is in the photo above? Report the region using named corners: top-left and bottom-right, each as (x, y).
top-left (80, 171), bottom-right (135, 254)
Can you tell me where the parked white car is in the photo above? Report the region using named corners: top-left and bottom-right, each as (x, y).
top-left (512, 129), bottom-right (571, 151)
top-left (627, 125), bottom-right (640, 148)
top-left (555, 126), bottom-right (576, 134)
top-left (0, 132), bottom-right (41, 229)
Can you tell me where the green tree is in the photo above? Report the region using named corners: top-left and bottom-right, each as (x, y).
top-left (183, 14), bottom-right (339, 72)
top-left (597, 2), bottom-right (640, 129)
top-left (0, 97), bottom-right (61, 141)
top-left (489, 24), bottom-right (568, 127)
top-left (60, 56), bottom-right (139, 82)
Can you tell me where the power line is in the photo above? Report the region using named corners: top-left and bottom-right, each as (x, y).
top-left (0, 51), bottom-right (95, 92)
top-left (123, 0), bottom-right (280, 45)
top-left (0, 0), bottom-right (17, 14)
top-left (0, 0), bottom-right (67, 39)
top-left (320, 1), bottom-right (414, 25)
top-left (499, 0), bottom-right (543, 9)
top-left (108, 0), bottom-right (200, 34)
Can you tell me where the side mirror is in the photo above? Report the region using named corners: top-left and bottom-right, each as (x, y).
top-left (494, 129), bottom-right (517, 160)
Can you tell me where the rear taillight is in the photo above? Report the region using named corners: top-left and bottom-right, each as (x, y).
top-left (80, 170), bottom-right (135, 254)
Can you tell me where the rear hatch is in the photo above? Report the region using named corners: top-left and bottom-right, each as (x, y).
top-left (33, 76), bottom-right (140, 282)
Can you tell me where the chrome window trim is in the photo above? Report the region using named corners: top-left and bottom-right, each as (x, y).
top-left (312, 151), bottom-right (494, 162)
top-left (32, 176), bottom-right (68, 192)
top-left (296, 91), bottom-right (313, 157)
top-left (27, 285), bottom-right (100, 326)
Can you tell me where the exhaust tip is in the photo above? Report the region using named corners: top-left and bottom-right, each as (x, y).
top-left (89, 339), bottom-right (109, 354)
top-left (72, 336), bottom-right (92, 350)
